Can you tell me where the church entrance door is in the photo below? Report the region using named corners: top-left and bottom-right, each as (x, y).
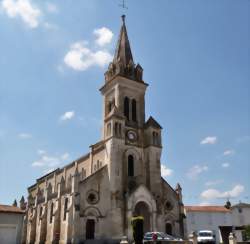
top-left (86, 219), bottom-right (95, 239)
top-left (134, 201), bottom-right (151, 233)
top-left (165, 223), bottom-right (172, 235)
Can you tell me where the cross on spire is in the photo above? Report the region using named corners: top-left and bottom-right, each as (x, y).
top-left (119, 0), bottom-right (128, 10)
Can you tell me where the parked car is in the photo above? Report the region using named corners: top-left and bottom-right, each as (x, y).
top-left (143, 232), bottom-right (183, 242)
top-left (197, 230), bottom-right (215, 244)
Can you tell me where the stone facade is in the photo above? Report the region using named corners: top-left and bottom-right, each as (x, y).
top-left (22, 16), bottom-right (185, 244)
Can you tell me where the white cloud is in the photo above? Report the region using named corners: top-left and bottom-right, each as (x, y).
top-left (43, 22), bottom-right (58, 30)
top-left (32, 155), bottom-right (59, 167)
top-left (187, 164), bottom-right (208, 179)
top-left (200, 136), bottom-right (217, 145)
top-left (61, 153), bottom-right (69, 161)
top-left (93, 27), bottom-right (114, 46)
top-left (60, 111), bottom-right (75, 121)
top-left (1, 0), bottom-right (41, 28)
top-left (222, 162), bottom-right (230, 168)
top-left (37, 149), bottom-right (46, 155)
top-left (32, 152), bottom-right (70, 168)
top-left (201, 184), bottom-right (244, 200)
top-left (46, 3), bottom-right (58, 13)
top-left (64, 41), bottom-right (112, 71)
top-left (205, 179), bottom-right (223, 187)
top-left (223, 150), bottom-right (234, 156)
top-left (43, 168), bottom-right (55, 175)
top-left (161, 164), bottom-right (173, 177)
top-left (18, 133), bottom-right (32, 139)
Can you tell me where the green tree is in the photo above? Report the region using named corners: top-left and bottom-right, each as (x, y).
top-left (242, 225), bottom-right (250, 241)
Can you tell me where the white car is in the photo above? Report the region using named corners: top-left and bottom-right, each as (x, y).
top-left (197, 230), bottom-right (215, 244)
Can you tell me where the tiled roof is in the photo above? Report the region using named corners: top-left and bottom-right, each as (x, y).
top-left (185, 206), bottom-right (231, 213)
top-left (0, 204), bottom-right (25, 214)
top-left (231, 203), bottom-right (250, 208)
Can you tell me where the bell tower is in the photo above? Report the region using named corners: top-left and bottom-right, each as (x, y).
top-left (100, 15), bottom-right (148, 143)
top-left (100, 16), bottom-right (162, 199)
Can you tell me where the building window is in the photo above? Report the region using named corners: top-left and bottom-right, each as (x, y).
top-left (64, 198), bottom-right (68, 221)
top-left (114, 122), bottom-right (122, 137)
top-left (118, 123), bottom-right (122, 136)
top-left (108, 102), bottom-right (112, 113)
top-left (107, 123), bottom-right (111, 136)
top-left (40, 206), bottom-right (43, 218)
top-left (114, 122), bottom-right (118, 135)
top-left (50, 202), bottom-right (54, 223)
top-left (86, 190), bottom-right (99, 205)
top-left (165, 201), bottom-right (173, 212)
top-left (124, 97), bottom-right (130, 120)
top-left (128, 155), bottom-right (134, 177)
top-left (153, 131), bottom-right (159, 145)
top-left (132, 99), bottom-right (137, 122)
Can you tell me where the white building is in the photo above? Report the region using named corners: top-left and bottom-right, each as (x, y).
top-left (185, 203), bottom-right (250, 244)
top-left (231, 203), bottom-right (250, 241)
top-left (0, 204), bottom-right (25, 244)
top-left (185, 206), bottom-right (231, 243)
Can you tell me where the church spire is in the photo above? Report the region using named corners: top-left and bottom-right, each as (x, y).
top-left (105, 16), bottom-right (143, 83)
top-left (113, 15), bottom-right (134, 67)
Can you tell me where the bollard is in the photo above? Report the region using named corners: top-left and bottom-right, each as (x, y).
top-left (120, 236), bottom-right (129, 244)
top-left (229, 232), bottom-right (237, 244)
top-left (188, 232), bottom-right (197, 244)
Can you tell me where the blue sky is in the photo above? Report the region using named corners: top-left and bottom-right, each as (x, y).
top-left (0, 0), bottom-right (249, 206)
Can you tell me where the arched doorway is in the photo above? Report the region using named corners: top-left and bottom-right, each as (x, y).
top-left (86, 219), bottom-right (95, 239)
top-left (134, 201), bottom-right (151, 233)
top-left (165, 223), bottom-right (172, 235)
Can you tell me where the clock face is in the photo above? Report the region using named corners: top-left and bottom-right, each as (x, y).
top-left (127, 130), bottom-right (137, 141)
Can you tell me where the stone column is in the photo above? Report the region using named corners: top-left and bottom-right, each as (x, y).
top-left (71, 166), bottom-right (80, 244)
top-left (188, 232), bottom-right (198, 244)
top-left (229, 232), bottom-right (237, 244)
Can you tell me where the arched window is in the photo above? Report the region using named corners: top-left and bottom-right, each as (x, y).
top-left (128, 155), bottom-right (134, 177)
top-left (108, 102), bottom-right (112, 113)
top-left (40, 206), bottom-right (43, 217)
top-left (82, 168), bottom-right (86, 179)
top-left (107, 123), bottom-right (111, 136)
top-left (64, 198), bottom-right (68, 221)
top-left (152, 132), bottom-right (155, 145)
top-left (124, 97), bottom-right (130, 120)
top-left (114, 122), bottom-right (118, 135)
top-left (50, 202), bottom-right (54, 223)
top-left (152, 131), bottom-right (159, 145)
top-left (132, 99), bottom-right (137, 122)
top-left (118, 123), bottom-right (122, 136)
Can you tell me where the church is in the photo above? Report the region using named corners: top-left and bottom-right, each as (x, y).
top-left (22, 16), bottom-right (185, 244)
